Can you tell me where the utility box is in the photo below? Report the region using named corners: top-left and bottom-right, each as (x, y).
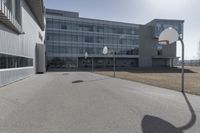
top-left (36, 44), bottom-right (46, 73)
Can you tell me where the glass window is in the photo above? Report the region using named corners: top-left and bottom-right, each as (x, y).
top-left (46, 18), bottom-right (140, 57)
top-left (61, 23), bottom-right (67, 29)
top-left (97, 26), bottom-right (104, 32)
top-left (157, 44), bottom-right (163, 56)
top-left (84, 36), bottom-right (94, 43)
top-left (154, 21), bottom-right (184, 38)
top-left (0, 54), bottom-right (6, 68)
top-left (3, 0), bottom-right (21, 24)
top-left (0, 53), bottom-right (33, 69)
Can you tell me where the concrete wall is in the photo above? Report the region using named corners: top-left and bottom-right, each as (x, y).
top-left (139, 25), bottom-right (177, 67)
top-left (139, 25), bottom-right (157, 67)
top-left (0, 0), bottom-right (45, 87)
top-left (162, 43), bottom-right (176, 57)
top-left (152, 58), bottom-right (169, 67)
top-left (36, 44), bottom-right (46, 73)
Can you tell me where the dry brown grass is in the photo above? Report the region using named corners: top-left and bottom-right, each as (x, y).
top-left (95, 66), bottom-right (200, 95)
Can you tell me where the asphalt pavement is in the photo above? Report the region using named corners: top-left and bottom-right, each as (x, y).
top-left (0, 72), bottom-right (200, 133)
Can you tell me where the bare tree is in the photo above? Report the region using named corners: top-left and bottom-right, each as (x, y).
top-left (198, 40), bottom-right (200, 65)
top-left (199, 40), bottom-right (200, 59)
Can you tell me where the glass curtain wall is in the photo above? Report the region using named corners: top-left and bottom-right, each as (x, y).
top-left (46, 17), bottom-right (140, 69)
top-left (46, 18), bottom-right (139, 56)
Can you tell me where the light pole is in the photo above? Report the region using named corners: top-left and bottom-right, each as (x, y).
top-left (85, 51), bottom-right (88, 59)
top-left (85, 51), bottom-right (94, 72)
top-left (92, 57), bottom-right (94, 72)
top-left (103, 46), bottom-right (116, 77)
top-left (113, 51), bottom-right (116, 77)
top-left (76, 56), bottom-right (79, 71)
top-left (180, 38), bottom-right (185, 92)
top-left (158, 27), bottom-right (185, 92)
top-left (84, 51), bottom-right (88, 70)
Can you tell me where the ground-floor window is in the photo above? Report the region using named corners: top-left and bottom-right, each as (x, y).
top-left (47, 57), bottom-right (138, 70)
top-left (47, 57), bottom-right (77, 70)
top-left (152, 58), bottom-right (169, 67)
top-left (0, 53), bottom-right (33, 69)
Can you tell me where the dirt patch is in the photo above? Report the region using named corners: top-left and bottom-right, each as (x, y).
top-left (96, 66), bottom-right (200, 95)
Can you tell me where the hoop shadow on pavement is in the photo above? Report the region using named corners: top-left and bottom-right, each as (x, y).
top-left (141, 92), bottom-right (196, 133)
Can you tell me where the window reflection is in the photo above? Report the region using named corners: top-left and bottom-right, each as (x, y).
top-left (3, 0), bottom-right (21, 24)
top-left (46, 17), bottom-right (140, 69)
top-left (0, 53), bottom-right (33, 69)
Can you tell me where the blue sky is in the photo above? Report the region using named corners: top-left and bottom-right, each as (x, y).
top-left (44, 0), bottom-right (200, 59)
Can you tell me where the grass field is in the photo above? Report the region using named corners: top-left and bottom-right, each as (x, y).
top-left (96, 66), bottom-right (200, 95)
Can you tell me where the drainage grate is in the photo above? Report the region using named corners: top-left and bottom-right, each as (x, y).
top-left (72, 80), bottom-right (84, 83)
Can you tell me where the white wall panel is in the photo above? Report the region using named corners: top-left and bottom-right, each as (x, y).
top-left (0, 67), bottom-right (34, 86)
top-left (0, 0), bottom-right (45, 87)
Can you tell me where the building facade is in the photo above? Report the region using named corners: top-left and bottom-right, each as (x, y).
top-left (0, 0), bottom-right (46, 87)
top-left (46, 9), bottom-right (184, 70)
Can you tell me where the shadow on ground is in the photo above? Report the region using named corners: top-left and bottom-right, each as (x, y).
top-left (142, 115), bottom-right (183, 133)
top-left (83, 78), bottom-right (110, 83)
top-left (72, 78), bottom-right (110, 84)
top-left (141, 92), bottom-right (197, 133)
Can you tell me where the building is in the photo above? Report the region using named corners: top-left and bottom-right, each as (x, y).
top-left (0, 0), bottom-right (46, 87)
top-left (45, 9), bottom-right (184, 70)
